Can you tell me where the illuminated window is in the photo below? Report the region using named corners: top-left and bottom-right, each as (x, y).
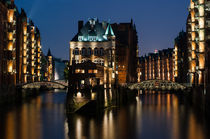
top-left (75, 69), bottom-right (85, 73)
top-left (8, 32), bottom-right (13, 40)
top-left (7, 42), bottom-right (13, 51)
top-left (8, 61), bottom-right (13, 73)
top-left (88, 70), bottom-right (93, 73)
top-left (7, 10), bottom-right (14, 23)
top-left (94, 70), bottom-right (98, 74)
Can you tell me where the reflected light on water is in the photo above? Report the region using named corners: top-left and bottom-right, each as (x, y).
top-left (76, 118), bottom-right (82, 139)
top-left (0, 90), bottom-right (209, 139)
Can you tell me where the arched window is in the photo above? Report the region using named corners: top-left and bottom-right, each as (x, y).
top-left (87, 48), bottom-right (92, 56)
top-left (100, 48), bottom-right (104, 56)
top-left (74, 48), bottom-right (79, 55)
top-left (94, 48), bottom-right (98, 56)
top-left (82, 48), bottom-right (86, 56)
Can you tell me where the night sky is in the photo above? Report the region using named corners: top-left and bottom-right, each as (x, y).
top-left (15, 0), bottom-right (189, 60)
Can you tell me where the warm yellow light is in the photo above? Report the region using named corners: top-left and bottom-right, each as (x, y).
top-left (8, 42), bottom-right (13, 51)
top-left (23, 65), bottom-right (27, 73)
top-left (23, 58), bottom-right (27, 64)
top-left (192, 42), bottom-right (196, 50)
top-left (77, 92), bottom-right (82, 98)
top-left (8, 33), bottom-right (13, 40)
top-left (192, 51), bottom-right (196, 59)
top-left (8, 61), bottom-right (13, 73)
top-left (24, 36), bottom-right (27, 43)
top-left (32, 68), bottom-right (34, 75)
top-left (175, 71), bottom-right (178, 77)
top-left (192, 32), bottom-right (196, 41)
top-left (191, 11), bottom-right (195, 22)
top-left (23, 51), bottom-right (27, 57)
top-left (191, 23), bottom-right (195, 32)
top-left (199, 54), bottom-right (205, 69)
top-left (88, 70), bottom-right (93, 73)
top-left (94, 70), bottom-right (98, 74)
top-left (32, 55), bottom-right (34, 61)
top-left (32, 61), bottom-right (34, 66)
top-left (38, 41), bottom-right (41, 47)
top-left (31, 34), bottom-right (35, 42)
top-left (191, 60), bottom-right (196, 72)
top-left (23, 26), bottom-right (27, 35)
top-left (199, 42), bottom-right (205, 53)
top-left (7, 10), bottom-right (14, 23)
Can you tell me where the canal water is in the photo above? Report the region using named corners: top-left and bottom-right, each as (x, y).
top-left (0, 90), bottom-right (210, 139)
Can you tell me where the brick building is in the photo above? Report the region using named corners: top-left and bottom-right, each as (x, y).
top-left (138, 48), bottom-right (174, 82)
top-left (0, 0), bottom-right (44, 90)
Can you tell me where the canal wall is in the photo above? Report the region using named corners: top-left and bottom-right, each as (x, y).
top-left (188, 86), bottom-right (210, 117)
top-left (0, 87), bottom-right (43, 105)
top-left (0, 86), bottom-right (18, 105)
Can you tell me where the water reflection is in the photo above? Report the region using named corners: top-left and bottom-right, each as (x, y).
top-left (67, 92), bottom-right (210, 139)
top-left (0, 91), bottom-right (67, 139)
top-left (0, 91), bottom-right (210, 139)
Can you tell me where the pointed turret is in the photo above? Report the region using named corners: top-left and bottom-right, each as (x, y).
top-left (47, 49), bottom-right (52, 57)
top-left (105, 23), bottom-right (115, 37)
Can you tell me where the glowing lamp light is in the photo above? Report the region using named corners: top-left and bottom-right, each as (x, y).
top-left (77, 92), bottom-right (82, 98)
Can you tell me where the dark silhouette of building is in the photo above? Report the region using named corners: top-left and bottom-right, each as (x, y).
top-left (174, 31), bottom-right (188, 83)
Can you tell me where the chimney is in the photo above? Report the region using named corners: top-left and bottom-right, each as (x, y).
top-left (78, 21), bottom-right (83, 33)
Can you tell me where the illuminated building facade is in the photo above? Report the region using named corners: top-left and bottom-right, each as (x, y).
top-left (69, 18), bottom-right (116, 88)
top-left (16, 9), bottom-right (42, 84)
top-left (0, 0), bottom-right (17, 88)
top-left (111, 20), bottom-right (138, 84)
top-left (188, 0), bottom-right (209, 86)
top-left (174, 31), bottom-right (189, 83)
top-left (0, 0), bottom-right (43, 90)
top-left (139, 48), bottom-right (174, 82)
top-left (46, 49), bottom-right (55, 81)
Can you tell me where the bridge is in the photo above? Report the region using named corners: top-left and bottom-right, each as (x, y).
top-left (18, 80), bottom-right (68, 89)
top-left (128, 80), bottom-right (187, 91)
